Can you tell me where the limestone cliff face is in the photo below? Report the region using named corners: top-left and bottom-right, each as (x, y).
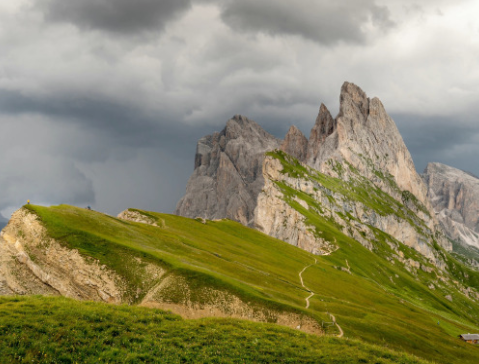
top-left (423, 163), bottom-right (479, 249)
top-left (281, 125), bottom-right (308, 161)
top-left (0, 208), bottom-right (124, 300)
top-left (175, 115), bottom-right (281, 225)
top-left (254, 153), bottom-right (449, 269)
top-left (254, 157), bottom-right (338, 256)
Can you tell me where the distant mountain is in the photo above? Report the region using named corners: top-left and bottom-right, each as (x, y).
top-left (423, 162), bottom-right (479, 248)
top-left (423, 162), bottom-right (479, 267)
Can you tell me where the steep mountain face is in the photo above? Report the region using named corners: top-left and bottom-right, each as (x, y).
top-left (177, 82), bottom-right (450, 261)
top-left (423, 162), bottom-right (479, 251)
top-left (175, 115), bottom-right (281, 225)
top-left (306, 83), bottom-right (430, 209)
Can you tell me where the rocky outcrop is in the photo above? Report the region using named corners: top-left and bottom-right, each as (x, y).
top-left (306, 103), bottom-right (337, 165)
top-left (281, 125), bottom-right (308, 161)
top-left (423, 163), bottom-right (479, 249)
top-left (117, 209), bottom-right (160, 227)
top-left (0, 208), bottom-right (124, 300)
top-left (254, 157), bottom-right (337, 255)
top-left (175, 115), bottom-right (281, 226)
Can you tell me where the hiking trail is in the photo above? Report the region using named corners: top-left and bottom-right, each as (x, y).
top-left (329, 313), bottom-right (344, 338)
top-left (299, 258), bottom-right (317, 309)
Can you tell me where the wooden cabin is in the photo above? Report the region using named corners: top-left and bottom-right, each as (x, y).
top-left (459, 334), bottom-right (479, 344)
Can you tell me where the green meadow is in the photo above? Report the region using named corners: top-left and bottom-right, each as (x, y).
top-left (0, 295), bottom-right (433, 364)
top-left (13, 201), bottom-right (479, 363)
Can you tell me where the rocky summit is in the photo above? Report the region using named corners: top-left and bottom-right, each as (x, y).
top-left (175, 115), bottom-right (281, 226)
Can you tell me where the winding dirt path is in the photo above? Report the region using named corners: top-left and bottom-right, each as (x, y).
top-left (299, 258), bottom-right (317, 309)
top-left (329, 313), bottom-right (344, 338)
top-left (298, 258), bottom-right (344, 337)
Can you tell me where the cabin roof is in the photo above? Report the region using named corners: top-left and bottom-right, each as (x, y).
top-left (459, 334), bottom-right (479, 340)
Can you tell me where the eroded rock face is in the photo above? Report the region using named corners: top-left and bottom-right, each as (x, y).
top-left (0, 208), bottom-right (124, 300)
top-left (281, 125), bottom-right (308, 162)
top-left (254, 153), bottom-right (448, 270)
top-left (307, 103), bottom-right (337, 166)
top-left (423, 162), bottom-right (479, 249)
top-left (117, 209), bottom-right (159, 227)
top-left (175, 115), bottom-right (281, 225)
top-left (254, 157), bottom-right (337, 255)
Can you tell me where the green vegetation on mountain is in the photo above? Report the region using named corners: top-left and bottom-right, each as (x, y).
top-left (0, 295), bottom-right (432, 364)
top-left (10, 202), bottom-right (478, 364)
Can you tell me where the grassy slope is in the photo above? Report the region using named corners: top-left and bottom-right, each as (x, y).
top-left (263, 151), bottom-right (479, 362)
top-left (18, 204), bottom-right (479, 363)
top-left (0, 296), bottom-right (432, 364)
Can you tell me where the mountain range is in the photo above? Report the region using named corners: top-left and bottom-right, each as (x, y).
top-left (1, 82), bottom-right (479, 363)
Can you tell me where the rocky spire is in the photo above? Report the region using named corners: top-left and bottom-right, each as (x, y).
top-left (338, 81), bottom-right (369, 123)
top-left (281, 126), bottom-right (308, 162)
top-left (306, 103), bottom-right (336, 165)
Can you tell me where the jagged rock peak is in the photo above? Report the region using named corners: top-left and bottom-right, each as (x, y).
top-left (307, 103), bottom-right (336, 163)
top-left (339, 81), bottom-right (370, 122)
top-left (281, 125), bottom-right (308, 161)
top-left (176, 114), bottom-right (281, 226)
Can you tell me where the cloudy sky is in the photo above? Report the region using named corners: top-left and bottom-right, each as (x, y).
top-left (1, 0), bottom-right (478, 218)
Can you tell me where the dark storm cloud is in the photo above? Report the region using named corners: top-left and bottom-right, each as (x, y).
top-left (220, 0), bottom-right (395, 45)
top-left (1, 0), bottom-right (477, 219)
top-left (38, 0), bottom-right (192, 34)
top-left (393, 113), bottom-right (479, 176)
top-left (0, 87), bottom-right (214, 163)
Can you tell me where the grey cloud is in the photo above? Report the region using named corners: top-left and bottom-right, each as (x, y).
top-left (0, 157), bottom-right (95, 215)
top-left (0, 213), bottom-right (7, 229)
top-left (220, 0), bottom-right (395, 45)
top-left (0, 118), bottom-right (96, 214)
top-left (1, 0), bottom-right (478, 219)
top-left (38, 0), bottom-right (192, 34)
top-left (393, 113), bottom-right (479, 177)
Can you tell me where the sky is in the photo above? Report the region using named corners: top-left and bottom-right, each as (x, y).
top-left (1, 0), bottom-right (479, 218)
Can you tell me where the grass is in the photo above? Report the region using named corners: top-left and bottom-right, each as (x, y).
top-left (14, 203), bottom-right (479, 363)
top-left (0, 295), bottom-right (433, 364)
